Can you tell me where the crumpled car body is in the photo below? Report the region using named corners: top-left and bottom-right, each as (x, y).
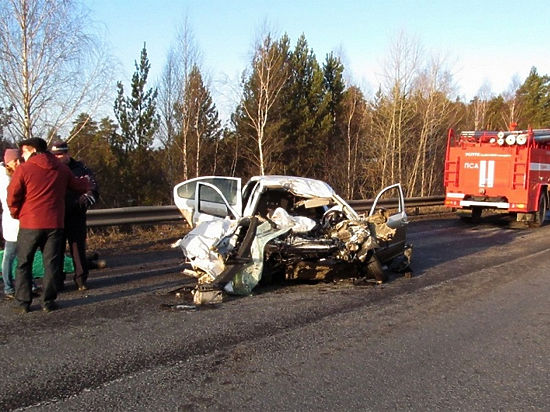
top-left (173, 175), bottom-right (411, 304)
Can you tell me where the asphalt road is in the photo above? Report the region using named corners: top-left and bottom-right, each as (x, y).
top-left (0, 215), bottom-right (548, 410)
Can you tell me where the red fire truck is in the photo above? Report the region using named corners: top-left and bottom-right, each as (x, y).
top-left (444, 127), bottom-right (550, 226)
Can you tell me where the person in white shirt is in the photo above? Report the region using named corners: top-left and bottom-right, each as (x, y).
top-left (1, 149), bottom-right (21, 298)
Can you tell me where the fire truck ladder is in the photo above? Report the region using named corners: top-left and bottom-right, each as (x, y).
top-left (444, 156), bottom-right (460, 186)
top-left (512, 155), bottom-right (527, 189)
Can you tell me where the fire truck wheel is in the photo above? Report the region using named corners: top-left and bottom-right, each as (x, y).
top-left (471, 207), bottom-right (482, 222)
top-left (531, 193), bottom-right (547, 228)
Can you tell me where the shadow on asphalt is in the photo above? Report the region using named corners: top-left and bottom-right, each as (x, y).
top-left (406, 212), bottom-right (549, 277)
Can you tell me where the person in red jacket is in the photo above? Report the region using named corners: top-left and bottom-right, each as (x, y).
top-left (7, 137), bottom-right (90, 313)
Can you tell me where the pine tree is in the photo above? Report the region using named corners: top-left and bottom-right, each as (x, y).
top-left (68, 113), bottom-right (121, 207)
top-left (280, 34), bottom-right (327, 177)
top-left (190, 66), bottom-right (222, 176)
top-left (516, 67), bottom-right (550, 128)
top-left (114, 44), bottom-right (159, 152)
top-left (113, 44), bottom-right (160, 205)
top-left (323, 52), bottom-right (345, 136)
top-left (321, 52), bottom-right (346, 187)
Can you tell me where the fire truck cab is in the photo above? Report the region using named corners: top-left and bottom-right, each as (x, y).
top-left (444, 127), bottom-right (550, 226)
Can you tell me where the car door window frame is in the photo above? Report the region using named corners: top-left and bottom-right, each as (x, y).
top-left (369, 183), bottom-right (408, 228)
top-left (174, 176), bottom-right (242, 227)
top-left (196, 182), bottom-right (241, 221)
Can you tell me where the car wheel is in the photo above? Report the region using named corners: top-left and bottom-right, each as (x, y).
top-left (365, 254), bottom-right (386, 283)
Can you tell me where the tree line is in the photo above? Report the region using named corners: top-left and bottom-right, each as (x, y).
top-left (1, 1), bottom-right (549, 207)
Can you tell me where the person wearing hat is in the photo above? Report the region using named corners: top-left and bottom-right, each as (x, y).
top-left (50, 139), bottom-right (99, 291)
top-left (7, 137), bottom-right (90, 313)
top-left (1, 148), bottom-right (21, 298)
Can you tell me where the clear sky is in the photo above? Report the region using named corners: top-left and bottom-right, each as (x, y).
top-left (84, 0), bottom-right (550, 121)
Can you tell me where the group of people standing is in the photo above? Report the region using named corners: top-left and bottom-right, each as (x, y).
top-left (1, 137), bottom-right (98, 313)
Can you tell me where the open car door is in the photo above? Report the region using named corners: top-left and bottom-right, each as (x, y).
top-left (173, 177), bottom-right (242, 227)
top-left (368, 183), bottom-right (408, 262)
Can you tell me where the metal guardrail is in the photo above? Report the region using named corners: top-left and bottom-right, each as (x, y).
top-left (86, 196), bottom-right (446, 227)
top-left (348, 195), bottom-right (445, 212)
top-left (86, 206), bottom-right (183, 227)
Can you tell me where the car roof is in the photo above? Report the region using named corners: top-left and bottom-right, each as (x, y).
top-left (246, 175), bottom-right (336, 198)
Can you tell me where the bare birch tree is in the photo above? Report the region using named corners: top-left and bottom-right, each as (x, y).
top-left (472, 81), bottom-right (492, 129)
top-left (378, 32), bottom-right (421, 187)
top-left (159, 20), bottom-right (220, 181)
top-left (0, 0), bottom-right (113, 142)
top-left (340, 85), bottom-right (368, 199)
top-left (407, 55), bottom-right (455, 196)
top-left (240, 31), bottom-right (290, 175)
top-left (158, 19), bottom-right (200, 182)
top-left (501, 75), bottom-right (522, 129)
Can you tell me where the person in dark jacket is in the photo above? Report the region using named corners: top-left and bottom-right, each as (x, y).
top-left (7, 137), bottom-right (90, 313)
top-left (50, 140), bottom-right (99, 291)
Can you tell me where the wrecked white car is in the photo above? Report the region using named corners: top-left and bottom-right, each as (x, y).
top-left (173, 176), bottom-right (412, 304)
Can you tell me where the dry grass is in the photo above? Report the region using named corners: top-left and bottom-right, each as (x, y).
top-left (87, 223), bottom-right (190, 254)
top-left (406, 205), bottom-right (450, 215)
